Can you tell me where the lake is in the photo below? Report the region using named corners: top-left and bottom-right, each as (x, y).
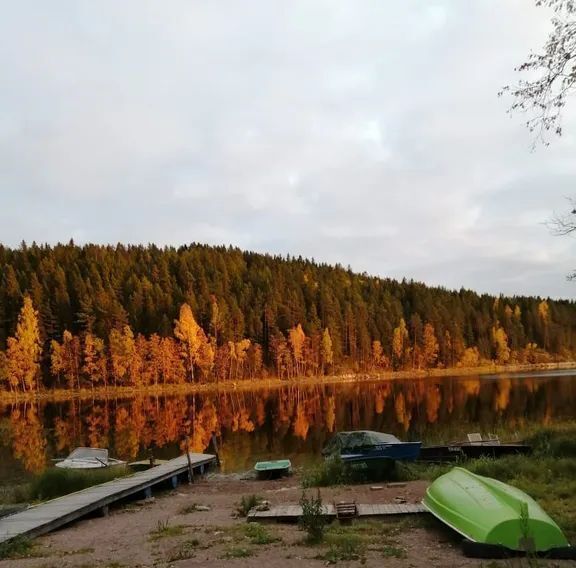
top-left (1, 369), bottom-right (575, 483)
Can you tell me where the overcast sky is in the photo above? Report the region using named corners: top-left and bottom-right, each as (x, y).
top-left (1, 1), bottom-right (576, 299)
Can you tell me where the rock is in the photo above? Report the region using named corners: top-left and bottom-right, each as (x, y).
top-left (194, 505), bottom-right (211, 511)
top-left (254, 500), bottom-right (271, 511)
top-left (370, 486), bottom-right (384, 491)
top-left (393, 496), bottom-right (407, 504)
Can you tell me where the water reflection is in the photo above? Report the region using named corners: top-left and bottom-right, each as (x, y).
top-left (1, 373), bottom-right (575, 478)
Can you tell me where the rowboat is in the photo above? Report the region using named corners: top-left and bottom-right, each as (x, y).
top-left (254, 459), bottom-right (292, 479)
top-left (54, 447), bottom-right (126, 470)
top-left (423, 467), bottom-right (574, 558)
top-left (322, 431), bottom-right (421, 463)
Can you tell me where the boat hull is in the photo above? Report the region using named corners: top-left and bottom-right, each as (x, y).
top-left (341, 441), bottom-right (422, 463)
top-left (423, 467), bottom-right (570, 553)
top-left (254, 459), bottom-right (292, 480)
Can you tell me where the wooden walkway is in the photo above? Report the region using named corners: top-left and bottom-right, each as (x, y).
top-left (248, 502), bottom-right (427, 523)
top-left (0, 453), bottom-right (215, 545)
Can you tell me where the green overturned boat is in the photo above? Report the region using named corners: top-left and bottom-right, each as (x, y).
top-left (423, 467), bottom-right (575, 558)
top-left (254, 459), bottom-right (292, 480)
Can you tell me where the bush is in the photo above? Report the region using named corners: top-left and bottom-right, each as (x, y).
top-left (302, 456), bottom-right (348, 488)
top-left (299, 490), bottom-right (327, 544)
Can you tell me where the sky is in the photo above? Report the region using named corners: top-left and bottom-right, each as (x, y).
top-left (1, 1), bottom-right (576, 299)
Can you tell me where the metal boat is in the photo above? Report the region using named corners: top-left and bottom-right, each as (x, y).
top-left (54, 447), bottom-right (126, 470)
top-left (423, 467), bottom-right (574, 558)
top-left (322, 431), bottom-right (421, 463)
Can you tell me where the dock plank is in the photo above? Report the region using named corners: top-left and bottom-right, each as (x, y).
top-left (248, 502), bottom-right (427, 523)
top-left (0, 453), bottom-right (215, 545)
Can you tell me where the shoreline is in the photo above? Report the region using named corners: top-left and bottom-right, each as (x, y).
top-left (1, 361), bottom-right (574, 405)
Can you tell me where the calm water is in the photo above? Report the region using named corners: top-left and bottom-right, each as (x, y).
top-left (1, 370), bottom-right (575, 483)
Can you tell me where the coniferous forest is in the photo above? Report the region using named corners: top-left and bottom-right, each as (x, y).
top-left (0, 242), bottom-right (575, 393)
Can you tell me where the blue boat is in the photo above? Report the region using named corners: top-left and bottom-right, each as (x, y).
top-left (322, 430), bottom-right (421, 465)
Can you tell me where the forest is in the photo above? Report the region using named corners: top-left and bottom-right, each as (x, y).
top-left (0, 242), bottom-right (575, 393)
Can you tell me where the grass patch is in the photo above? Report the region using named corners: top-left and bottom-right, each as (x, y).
top-left (26, 466), bottom-right (130, 501)
top-left (0, 536), bottom-right (37, 560)
top-left (148, 520), bottom-right (186, 541)
top-left (244, 523), bottom-right (281, 545)
top-left (380, 544), bottom-right (407, 558)
top-left (318, 533), bottom-right (365, 563)
top-left (301, 456), bottom-right (348, 488)
top-left (220, 546), bottom-right (254, 559)
top-left (167, 538), bottom-right (205, 561)
top-left (235, 494), bottom-right (263, 517)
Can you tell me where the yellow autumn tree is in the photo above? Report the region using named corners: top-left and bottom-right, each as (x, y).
top-left (422, 323), bottom-right (439, 369)
top-left (7, 296), bottom-right (42, 392)
top-left (109, 325), bottom-right (136, 386)
top-left (288, 323), bottom-right (306, 377)
top-left (50, 330), bottom-right (81, 389)
top-left (320, 328), bottom-right (333, 374)
top-left (492, 323), bottom-right (511, 364)
top-left (538, 300), bottom-right (550, 350)
top-left (83, 333), bottom-right (108, 388)
top-left (174, 303), bottom-right (211, 382)
top-left (392, 318), bottom-right (409, 370)
top-left (459, 347), bottom-right (481, 368)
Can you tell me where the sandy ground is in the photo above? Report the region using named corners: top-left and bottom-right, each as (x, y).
top-left (0, 474), bottom-right (572, 568)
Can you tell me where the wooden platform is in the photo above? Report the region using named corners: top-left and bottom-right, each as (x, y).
top-left (0, 453), bottom-right (215, 545)
top-left (248, 502), bottom-right (427, 523)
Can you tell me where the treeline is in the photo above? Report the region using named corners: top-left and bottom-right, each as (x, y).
top-left (0, 242), bottom-right (574, 392)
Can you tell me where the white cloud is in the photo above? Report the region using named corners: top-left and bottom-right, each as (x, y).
top-left (0, 0), bottom-right (575, 298)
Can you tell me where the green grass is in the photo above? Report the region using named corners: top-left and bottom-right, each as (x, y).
top-left (148, 520), bottom-right (186, 541)
top-left (302, 456), bottom-right (349, 488)
top-left (220, 546), bottom-right (254, 559)
top-left (26, 466), bottom-right (131, 501)
top-left (318, 533), bottom-right (365, 563)
top-left (0, 536), bottom-right (36, 560)
top-left (167, 538), bottom-right (205, 561)
top-left (235, 494), bottom-right (263, 517)
top-left (244, 523), bottom-right (281, 545)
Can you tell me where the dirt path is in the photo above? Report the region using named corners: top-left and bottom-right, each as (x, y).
top-left (0, 475), bottom-right (571, 568)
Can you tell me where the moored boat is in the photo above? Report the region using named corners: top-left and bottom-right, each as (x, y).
top-left (322, 431), bottom-right (421, 463)
top-left (254, 459), bottom-right (292, 479)
top-left (423, 467), bottom-right (574, 557)
top-left (54, 447), bottom-right (126, 470)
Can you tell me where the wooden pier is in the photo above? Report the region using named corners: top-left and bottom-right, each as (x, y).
top-left (0, 452), bottom-right (215, 545)
top-left (248, 502), bottom-right (427, 523)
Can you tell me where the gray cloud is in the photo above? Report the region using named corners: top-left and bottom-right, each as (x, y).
top-left (1, 0), bottom-right (575, 298)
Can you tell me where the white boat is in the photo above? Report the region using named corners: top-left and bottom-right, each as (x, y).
top-left (54, 447), bottom-right (126, 470)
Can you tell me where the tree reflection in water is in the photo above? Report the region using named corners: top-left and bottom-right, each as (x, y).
top-left (1, 373), bottom-right (575, 476)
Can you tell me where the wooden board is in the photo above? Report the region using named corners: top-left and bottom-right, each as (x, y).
top-left (0, 453), bottom-right (215, 545)
top-left (248, 502), bottom-right (427, 523)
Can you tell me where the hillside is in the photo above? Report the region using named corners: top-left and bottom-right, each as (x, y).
top-left (0, 242), bottom-right (574, 391)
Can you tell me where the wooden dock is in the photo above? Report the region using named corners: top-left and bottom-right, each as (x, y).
top-left (0, 452), bottom-right (215, 545)
top-left (248, 502), bottom-right (427, 523)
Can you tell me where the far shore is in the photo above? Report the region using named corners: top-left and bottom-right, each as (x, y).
top-left (1, 361), bottom-right (575, 405)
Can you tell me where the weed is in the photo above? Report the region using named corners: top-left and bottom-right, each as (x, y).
top-left (302, 456), bottom-right (348, 488)
top-left (220, 546), bottom-right (254, 558)
top-left (235, 494), bottom-right (263, 517)
top-left (0, 536), bottom-right (36, 559)
top-left (299, 490), bottom-right (327, 544)
top-left (148, 520), bottom-right (186, 541)
top-left (244, 523), bottom-right (281, 545)
top-left (167, 538), bottom-right (204, 562)
top-left (319, 533), bottom-right (366, 563)
top-left (380, 544), bottom-right (407, 558)
top-left (179, 503), bottom-right (207, 514)
top-left (27, 466), bottom-right (130, 501)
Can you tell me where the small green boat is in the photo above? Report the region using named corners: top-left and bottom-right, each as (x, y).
top-left (254, 459), bottom-right (292, 479)
top-left (423, 467), bottom-right (574, 558)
